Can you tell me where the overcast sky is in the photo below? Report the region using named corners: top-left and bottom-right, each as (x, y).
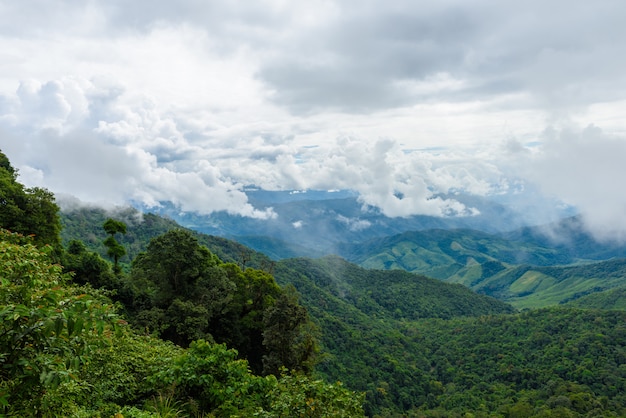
top-left (1, 0), bottom-right (626, 239)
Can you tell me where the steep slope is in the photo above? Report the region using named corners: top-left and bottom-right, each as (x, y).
top-left (564, 285), bottom-right (626, 310)
top-left (60, 206), bottom-right (519, 415)
top-left (271, 255), bottom-right (515, 415)
top-left (275, 255), bottom-right (515, 321)
top-left (468, 258), bottom-right (626, 308)
top-left (338, 228), bottom-right (626, 309)
top-left (59, 206), bottom-right (274, 269)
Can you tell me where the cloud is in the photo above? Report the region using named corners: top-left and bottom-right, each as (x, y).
top-left (287, 137), bottom-right (500, 217)
top-left (255, 0), bottom-right (626, 115)
top-left (0, 78), bottom-right (275, 219)
top-left (1, 0), bottom-right (626, 235)
top-left (525, 125), bottom-right (626, 242)
top-left (336, 215), bottom-right (371, 232)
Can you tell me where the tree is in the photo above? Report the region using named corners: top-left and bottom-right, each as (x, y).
top-left (62, 239), bottom-right (118, 289)
top-left (0, 230), bottom-right (117, 415)
top-left (212, 265), bottom-right (283, 374)
top-left (129, 229), bottom-right (235, 346)
top-left (0, 150), bottom-right (61, 249)
top-left (103, 218), bottom-right (127, 275)
top-left (262, 285), bottom-right (320, 376)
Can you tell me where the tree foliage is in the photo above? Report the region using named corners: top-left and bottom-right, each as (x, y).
top-left (0, 230), bottom-right (118, 415)
top-left (0, 152), bottom-right (361, 416)
top-left (125, 229), bottom-right (319, 375)
top-left (0, 150), bottom-right (61, 249)
top-left (103, 218), bottom-right (127, 274)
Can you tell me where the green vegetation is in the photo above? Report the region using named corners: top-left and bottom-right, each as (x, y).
top-left (0, 234), bottom-right (363, 416)
top-left (5, 148), bottom-right (626, 416)
top-left (0, 150), bottom-right (364, 417)
top-left (400, 308), bottom-right (626, 416)
top-left (270, 256), bottom-right (626, 416)
top-left (103, 218), bottom-right (127, 274)
top-left (0, 151), bottom-right (61, 250)
top-left (53, 204), bottom-right (626, 416)
top-left (338, 228), bottom-right (626, 309)
top-left (565, 285), bottom-right (626, 310)
top-left (118, 228), bottom-right (318, 376)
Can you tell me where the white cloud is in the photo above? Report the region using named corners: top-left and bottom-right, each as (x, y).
top-left (336, 215), bottom-right (371, 232)
top-left (524, 125), bottom-right (626, 242)
top-left (0, 0), bottom-right (626, 235)
top-left (0, 77), bottom-right (275, 219)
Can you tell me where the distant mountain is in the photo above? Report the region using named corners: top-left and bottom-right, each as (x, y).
top-left (62, 205), bottom-right (626, 310)
top-left (470, 258), bottom-right (626, 309)
top-left (335, 223), bottom-right (626, 308)
top-left (337, 228), bottom-right (567, 272)
top-left (60, 205), bottom-right (514, 321)
top-left (502, 215), bottom-right (626, 261)
top-left (148, 190), bottom-right (568, 258)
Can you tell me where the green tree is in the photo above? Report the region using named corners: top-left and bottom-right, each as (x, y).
top-left (262, 285), bottom-right (320, 376)
top-left (103, 218), bottom-right (127, 275)
top-left (62, 239), bottom-right (118, 289)
top-left (129, 229), bottom-right (235, 346)
top-left (0, 230), bottom-right (118, 415)
top-left (0, 150), bottom-right (61, 249)
top-left (149, 339), bottom-right (364, 417)
top-left (211, 264), bottom-right (283, 374)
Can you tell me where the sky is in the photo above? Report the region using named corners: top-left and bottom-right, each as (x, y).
top-left (1, 0), bottom-right (626, 240)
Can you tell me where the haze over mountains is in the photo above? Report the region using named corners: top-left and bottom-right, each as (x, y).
top-left (139, 187), bottom-right (577, 259)
top-left (60, 184), bottom-right (626, 312)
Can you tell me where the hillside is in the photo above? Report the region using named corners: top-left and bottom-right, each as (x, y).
top-left (275, 255), bottom-right (514, 321)
top-left (338, 228), bottom-right (566, 271)
top-left (471, 258), bottom-right (626, 308)
top-left (56, 205), bottom-right (626, 416)
top-left (502, 215), bottom-right (626, 261)
top-left (0, 152), bottom-right (364, 417)
top-left (59, 206), bottom-right (515, 414)
top-left (59, 206), bottom-right (275, 270)
top-left (564, 285), bottom-right (626, 310)
top-left (337, 227), bottom-right (626, 308)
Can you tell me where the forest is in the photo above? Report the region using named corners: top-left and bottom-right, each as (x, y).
top-left (2, 147), bottom-right (626, 417)
top-left (0, 151), bottom-right (363, 417)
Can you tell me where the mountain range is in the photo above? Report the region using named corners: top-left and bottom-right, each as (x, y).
top-left (58, 200), bottom-right (626, 416)
top-left (145, 189), bottom-right (575, 258)
top-left (63, 188), bottom-right (626, 311)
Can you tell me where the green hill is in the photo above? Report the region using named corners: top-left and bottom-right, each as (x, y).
top-left (275, 255), bottom-right (515, 321)
top-left (337, 228), bottom-right (626, 309)
top-left (469, 258), bottom-right (626, 308)
top-left (503, 215), bottom-right (626, 261)
top-left (60, 206), bottom-right (275, 270)
top-left (338, 228), bottom-right (567, 274)
top-left (56, 206), bottom-right (626, 416)
top-left (564, 285), bottom-right (626, 310)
